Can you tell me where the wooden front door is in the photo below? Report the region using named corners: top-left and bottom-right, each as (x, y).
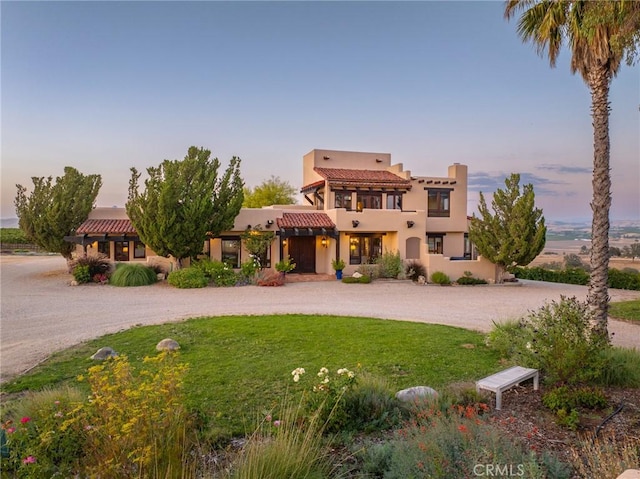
top-left (288, 237), bottom-right (316, 273)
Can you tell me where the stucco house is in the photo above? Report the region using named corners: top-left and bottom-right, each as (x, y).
top-left (67, 149), bottom-right (498, 282)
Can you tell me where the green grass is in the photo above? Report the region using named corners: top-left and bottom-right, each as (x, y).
top-left (1, 315), bottom-right (501, 439)
top-left (609, 299), bottom-right (640, 322)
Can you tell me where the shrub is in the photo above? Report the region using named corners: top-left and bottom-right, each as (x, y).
top-left (194, 259), bottom-right (237, 287)
top-left (358, 402), bottom-right (570, 479)
top-left (69, 253), bottom-right (112, 278)
top-left (331, 258), bottom-right (346, 271)
top-left (341, 373), bottom-right (405, 433)
top-left (456, 275), bottom-right (487, 285)
top-left (485, 320), bottom-right (523, 360)
top-left (275, 255), bottom-right (296, 273)
top-left (376, 250), bottom-right (403, 279)
top-left (109, 263), bottom-right (157, 287)
top-left (341, 275), bottom-right (371, 284)
top-left (72, 264), bottom-right (91, 284)
top-left (608, 268), bottom-right (640, 290)
top-left (228, 398), bottom-right (330, 479)
top-left (356, 263), bottom-right (379, 279)
top-left (238, 259), bottom-right (260, 285)
top-left (570, 432), bottom-right (640, 479)
top-left (430, 271), bottom-right (451, 285)
top-left (405, 260), bottom-right (426, 282)
top-left (291, 366), bottom-right (357, 433)
top-left (1, 386), bottom-right (86, 477)
top-left (76, 353), bottom-right (193, 477)
top-left (597, 347), bottom-right (640, 387)
top-left (167, 267), bottom-right (208, 288)
top-left (542, 386), bottom-right (608, 430)
top-left (486, 297), bottom-right (609, 386)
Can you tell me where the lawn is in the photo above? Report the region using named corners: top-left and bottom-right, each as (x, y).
top-left (1, 314), bottom-right (502, 439)
top-left (609, 299), bottom-right (640, 322)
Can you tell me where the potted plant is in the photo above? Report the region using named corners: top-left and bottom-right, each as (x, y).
top-left (275, 255), bottom-right (296, 278)
top-left (332, 258), bottom-right (346, 280)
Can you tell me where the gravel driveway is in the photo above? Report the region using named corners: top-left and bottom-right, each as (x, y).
top-left (1, 255), bottom-right (639, 383)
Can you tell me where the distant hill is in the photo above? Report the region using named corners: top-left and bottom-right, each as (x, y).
top-left (1, 218), bottom-right (19, 228)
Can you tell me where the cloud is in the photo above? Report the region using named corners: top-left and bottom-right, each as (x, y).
top-left (467, 171), bottom-right (561, 195)
top-left (536, 164), bottom-right (592, 174)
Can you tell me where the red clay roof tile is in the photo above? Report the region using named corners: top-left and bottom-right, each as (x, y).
top-left (76, 219), bottom-right (136, 235)
top-left (276, 212), bottom-right (335, 229)
top-left (306, 167), bottom-right (411, 190)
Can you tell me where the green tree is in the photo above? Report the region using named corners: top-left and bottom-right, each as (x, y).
top-left (14, 167), bottom-right (102, 260)
top-left (241, 225), bottom-right (275, 269)
top-left (468, 173), bottom-right (546, 282)
top-left (504, 0), bottom-right (640, 338)
top-left (126, 146), bottom-right (243, 268)
top-left (243, 176), bottom-right (296, 208)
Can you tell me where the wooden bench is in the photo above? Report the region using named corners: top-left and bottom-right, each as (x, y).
top-left (476, 366), bottom-right (539, 410)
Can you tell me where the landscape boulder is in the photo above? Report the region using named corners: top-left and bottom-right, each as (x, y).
top-left (395, 386), bottom-right (439, 403)
top-left (90, 347), bottom-right (117, 360)
top-left (352, 272), bottom-right (363, 278)
top-left (156, 338), bottom-right (180, 352)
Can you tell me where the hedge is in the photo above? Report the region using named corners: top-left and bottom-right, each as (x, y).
top-left (513, 266), bottom-right (639, 290)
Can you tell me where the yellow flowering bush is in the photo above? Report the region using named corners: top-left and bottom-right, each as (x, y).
top-left (76, 352), bottom-right (191, 478)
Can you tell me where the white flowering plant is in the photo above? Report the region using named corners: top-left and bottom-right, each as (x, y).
top-left (291, 366), bottom-right (357, 432)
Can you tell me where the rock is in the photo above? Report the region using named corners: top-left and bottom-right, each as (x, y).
top-left (417, 275), bottom-right (426, 285)
top-left (156, 338), bottom-right (180, 351)
top-left (616, 470), bottom-right (640, 479)
top-left (90, 347), bottom-right (117, 360)
top-left (157, 273), bottom-right (165, 281)
top-left (70, 280), bottom-right (78, 286)
top-left (352, 272), bottom-right (363, 278)
top-left (396, 386), bottom-right (439, 403)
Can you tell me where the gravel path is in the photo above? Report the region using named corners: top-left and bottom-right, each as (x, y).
top-left (1, 255), bottom-right (639, 383)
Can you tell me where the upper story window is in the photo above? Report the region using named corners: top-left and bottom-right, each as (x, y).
top-left (386, 192), bottom-right (402, 210)
top-left (335, 191), bottom-right (352, 210)
top-left (427, 189), bottom-right (451, 217)
top-left (357, 192), bottom-right (382, 210)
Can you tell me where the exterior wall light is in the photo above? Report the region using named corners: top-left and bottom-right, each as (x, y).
top-left (352, 220), bottom-right (359, 228)
top-left (321, 236), bottom-right (328, 248)
top-left (407, 221), bottom-right (415, 228)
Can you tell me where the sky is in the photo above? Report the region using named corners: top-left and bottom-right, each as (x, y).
top-left (2, 1), bottom-right (639, 223)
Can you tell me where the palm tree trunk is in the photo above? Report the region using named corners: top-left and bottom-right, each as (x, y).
top-left (587, 66), bottom-right (612, 340)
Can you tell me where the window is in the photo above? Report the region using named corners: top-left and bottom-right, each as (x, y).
top-left (134, 241), bottom-right (146, 259)
top-left (428, 189), bottom-right (451, 217)
top-left (115, 241), bottom-right (129, 261)
top-left (427, 234), bottom-right (444, 254)
top-left (349, 235), bottom-right (382, 265)
top-left (386, 192), bottom-right (402, 210)
top-left (358, 192), bottom-right (382, 210)
top-left (464, 233), bottom-right (478, 260)
top-left (97, 241), bottom-right (110, 257)
top-left (221, 238), bottom-right (241, 268)
top-left (335, 191), bottom-right (352, 210)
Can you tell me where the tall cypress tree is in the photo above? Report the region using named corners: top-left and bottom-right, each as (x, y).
top-left (468, 173), bottom-right (546, 282)
top-left (126, 146), bottom-right (244, 268)
top-left (15, 167), bottom-right (102, 260)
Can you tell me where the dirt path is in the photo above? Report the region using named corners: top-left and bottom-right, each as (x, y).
top-left (1, 255), bottom-right (639, 383)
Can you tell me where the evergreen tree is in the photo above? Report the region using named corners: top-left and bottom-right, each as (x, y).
top-left (468, 173), bottom-right (546, 282)
top-left (126, 146), bottom-right (243, 268)
top-left (14, 167), bottom-right (102, 260)
top-left (243, 176), bottom-right (296, 207)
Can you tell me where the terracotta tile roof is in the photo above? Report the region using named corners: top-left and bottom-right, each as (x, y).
top-left (311, 167), bottom-right (411, 189)
top-left (300, 179), bottom-right (326, 193)
top-left (76, 219), bottom-right (137, 235)
top-left (276, 213), bottom-right (336, 229)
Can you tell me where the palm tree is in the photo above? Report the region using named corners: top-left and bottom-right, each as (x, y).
top-left (504, 0), bottom-right (640, 338)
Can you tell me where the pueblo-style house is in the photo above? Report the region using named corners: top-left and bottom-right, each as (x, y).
top-left (68, 149), bottom-right (498, 282)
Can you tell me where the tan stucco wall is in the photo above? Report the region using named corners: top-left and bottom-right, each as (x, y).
top-left (424, 255), bottom-right (498, 283)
